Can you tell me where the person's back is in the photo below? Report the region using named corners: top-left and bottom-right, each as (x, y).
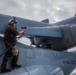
top-left (4, 26), bottom-right (18, 45)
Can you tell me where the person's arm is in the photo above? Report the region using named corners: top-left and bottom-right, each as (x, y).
top-left (10, 26), bottom-right (26, 35)
top-left (18, 29), bottom-right (26, 38)
top-left (10, 26), bottom-right (26, 39)
top-left (18, 29), bottom-right (26, 35)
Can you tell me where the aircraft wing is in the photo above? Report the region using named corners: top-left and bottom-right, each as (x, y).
top-left (21, 25), bottom-right (63, 45)
top-left (24, 25), bottom-right (63, 38)
top-left (54, 15), bottom-right (76, 25)
top-left (0, 14), bottom-right (51, 34)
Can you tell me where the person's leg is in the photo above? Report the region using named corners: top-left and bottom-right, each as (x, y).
top-left (1, 53), bottom-right (9, 69)
top-left (1, 50), bottom-right (12, 73)
top-left (12, 53), bottom-right (19, 67)
top-left (11, 52), bottom-right (21, 69)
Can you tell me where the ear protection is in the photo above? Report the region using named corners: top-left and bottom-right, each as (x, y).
top-left (8, 17), bottom-right (17, 26)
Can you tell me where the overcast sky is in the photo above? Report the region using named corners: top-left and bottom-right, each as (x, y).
top-left (0, 0), bottom-right (76, 23)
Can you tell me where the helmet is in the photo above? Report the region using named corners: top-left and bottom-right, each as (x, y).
top-left (8, 17), bottom-right (17, 26)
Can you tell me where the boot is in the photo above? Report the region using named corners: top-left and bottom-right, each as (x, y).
top-left (1, 68), bottom-right (11, 73)
top-left (1, 52), bottom-right (11, 73)
top-left (11, 55), bottom-right (21, 69)
top-left (12, 64), bottom-right (21, 69)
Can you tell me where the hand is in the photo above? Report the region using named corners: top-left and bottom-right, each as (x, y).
top-left (22, 29), bottom-right (26, 32)
top-left (19, 29), bottom-right (26, 35)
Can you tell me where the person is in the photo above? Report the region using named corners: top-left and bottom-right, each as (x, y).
top-left (1, 18), bottom-right (26, 73)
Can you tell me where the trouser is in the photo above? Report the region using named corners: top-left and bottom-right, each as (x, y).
top-left (1, 42), bottom-right (19, 69)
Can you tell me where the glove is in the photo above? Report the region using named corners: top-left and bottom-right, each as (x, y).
top-left (12, 46), bottom-right (19, 56)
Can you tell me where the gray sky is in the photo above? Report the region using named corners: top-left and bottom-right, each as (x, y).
top-left (0, 0), bottom-right (76, 23)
